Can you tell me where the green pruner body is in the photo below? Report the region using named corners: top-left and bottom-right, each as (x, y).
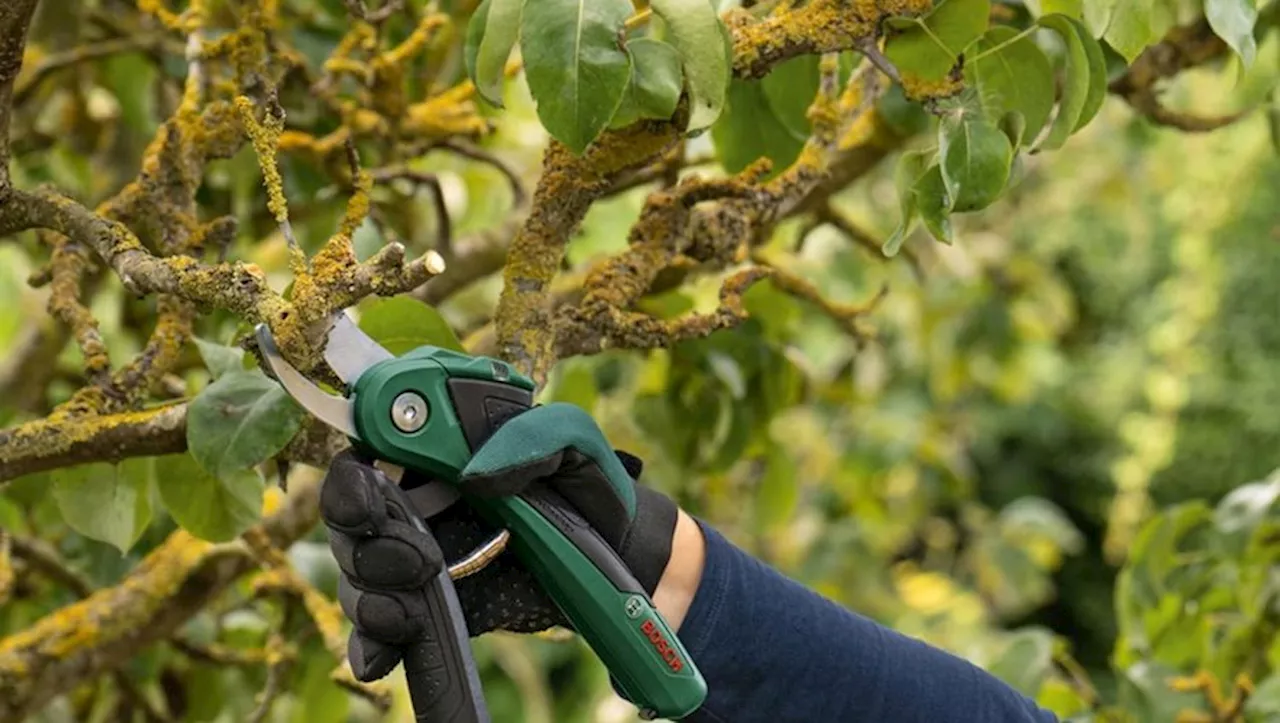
top-left (349, 347), bottom-right (708, 720)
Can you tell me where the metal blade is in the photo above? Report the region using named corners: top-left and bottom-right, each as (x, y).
top-left (374, 462), bottom-right (462, 517)
top-left (323, 311), bottom-right (393, 385)
top-left (255, 323), bottom-right (359, 439)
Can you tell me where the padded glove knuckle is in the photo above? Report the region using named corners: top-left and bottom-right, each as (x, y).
top-left (352, 532), bottom-right (440, 589)
top-left (322, 453), bottom-right (390, 534)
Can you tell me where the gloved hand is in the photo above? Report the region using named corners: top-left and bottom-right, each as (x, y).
top-left (319, 403), bottom-right (680, 683)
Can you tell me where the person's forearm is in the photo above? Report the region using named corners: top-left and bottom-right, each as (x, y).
top-left (651, 508), bottom-right (706, 630)
top-left (660, 517), bottom-right (1059, 723)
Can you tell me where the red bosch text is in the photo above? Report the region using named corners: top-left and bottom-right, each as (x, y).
top-left (640, 619), bottom-right (685, 673)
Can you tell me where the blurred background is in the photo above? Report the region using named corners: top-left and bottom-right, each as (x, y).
top-left (3, 1), bottom-right (1280, 721)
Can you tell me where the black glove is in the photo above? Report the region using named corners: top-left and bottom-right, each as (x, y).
top-left (320, 402), bottom-right (680, 683)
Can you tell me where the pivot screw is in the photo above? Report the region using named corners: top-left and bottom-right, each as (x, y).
top-left (391, 392), bottom-right (428, 432)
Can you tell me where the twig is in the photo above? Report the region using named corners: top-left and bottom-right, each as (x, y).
top-left (170, 638), bottom-right (270, 667)
top-left (0, 402), bottom-right (188, 483)
top-left (0, 0), bottom-right (40, 194)
top-left (370, 166), bottom-right (453, 255)
top-left (8, 535), bottom-right (94, 598)
top-left (414, 220), bottom-right (518, 304)
top-left (343, 0), bottom-right (406, 24)
top-left (0, 532), bottom-right (11, 607)
top-left (14, 35), bottom-right (180, 106)
top-left (245, 635), bottom-right (291, 723)
top-left (856, 37), bottom-right (901, 84)
top-left (752, 249), bottom-right (887, 343)
top-left (1108, 18), bottom-right (1245, 133)
top-left (430, 139), bottom-right (528, 207)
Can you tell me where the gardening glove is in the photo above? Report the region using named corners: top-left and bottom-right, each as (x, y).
top-left (320, 402), bottom-right (680, 683)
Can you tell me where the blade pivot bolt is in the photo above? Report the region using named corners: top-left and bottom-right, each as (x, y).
top-left (391, 392), bottom-right (429, 432)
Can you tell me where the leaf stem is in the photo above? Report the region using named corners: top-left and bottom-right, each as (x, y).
top-left (624, 9), bottom-right (652, 32)
top-left (968, 26), bottom-right (1039, 63)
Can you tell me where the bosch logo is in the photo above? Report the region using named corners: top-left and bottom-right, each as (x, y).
top-left (640, 620), bottom-right (684, 673)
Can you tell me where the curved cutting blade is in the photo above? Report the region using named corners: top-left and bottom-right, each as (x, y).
top-left (322, 311), bottom-right (393, 385)
top-left (255, 323), bottom-right (359, 439)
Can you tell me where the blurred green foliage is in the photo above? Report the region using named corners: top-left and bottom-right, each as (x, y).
top-left (3, 0), bottom-right (1280, 721)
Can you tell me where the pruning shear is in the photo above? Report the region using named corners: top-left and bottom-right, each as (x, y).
top-left (255, 312), bottom-right (706, 721)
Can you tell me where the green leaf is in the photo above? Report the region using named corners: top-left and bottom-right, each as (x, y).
top-left (187, 370), bottom-right (307, 480)
top-left (711, 78), bottom-right (806, 175)
top-left (544, 357), bottom-right (599, 411)
top-left (358, 296), bottom-right (465, 354)
top-left (1206, 0), bottom-right (1258, 67)
top-left (1082, 0), bottom-right (1118, 36)
top-left (884, 0), bottom-right (992, 83)
top-left (917, 164), bottom-right (954, 243)
top-left (885, 149), bottom-right (932, 257)
top-left (1102, 0), bottom-right (1157, 63)
top-left (761, 55), bottom-right (821, 139)
top-left (1037, 14), bottom-right (1106, 149)
top-left (1040, 0), bottom-right (1083, 17)
top-left (987, 628), bottom-right (1055, 696)
top-left (611, 38), bottom-right (684, 128)
top-left (939, 111), bottom-right (1012, 212)
top-left (877, 83), bottom-right (933, 137)
top-left (1213, 476), bottom-right (1280, 554)
top-left (465, 0), bottom-right (524, 107)
top-left (194, 337), bottom-right (245, 380)
top-left (351, 216), bottom-right (385, 262)
top-left (650, 0), bottom-right (732, 131)
top-left (52, 459), bottom-right (153, 553)
top-left (156, 454), bottom-right (263, 542)
top-left (966, 27), bottom-right (1055, 147)
top-left (1245, 675), bottom-right (1280, 719)
top-left (520, 0), bottom-right (633, 153)
top-left (1074, 21), bottom-right (1108, 131)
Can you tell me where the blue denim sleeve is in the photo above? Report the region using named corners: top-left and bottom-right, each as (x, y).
top-left (675, 523), bottom-right (1060, 723)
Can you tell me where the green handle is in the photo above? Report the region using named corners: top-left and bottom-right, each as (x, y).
top-left (351, 350), bottom-right (707, 719)
top-left (470, 492), bottom-right (707, 719)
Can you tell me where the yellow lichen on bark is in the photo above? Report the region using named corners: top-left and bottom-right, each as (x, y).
top-left (0, 529), bottom-right (213, 670)
top-left (495, 118), bottom-right (683, 379)
top-left (235, 96), bottom-right (290, 227)
top-left (728, 0), bottom-right (931, 79)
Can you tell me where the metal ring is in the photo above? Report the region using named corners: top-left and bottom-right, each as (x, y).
top-left (447, 529), bottom-right (511, 580)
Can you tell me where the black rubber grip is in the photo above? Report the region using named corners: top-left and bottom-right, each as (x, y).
top-left (520, 487), bottom-right (645, 596)
top-left (373, 476), bottom-right (490, 723)
top-left (403, 568), bottom-right (489, 723)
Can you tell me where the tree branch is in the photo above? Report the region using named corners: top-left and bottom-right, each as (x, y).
top-left (493, 120), bottom-right (684, 380)
top-left (0, 472), bottom-right (324, 722)
top-left (0, 403), bottom-right (187, 483)
top-left (555, 59), bottom-right (879, 360)
top-left (1108, 18), bottom-right (1245, 133)
top-left (0, 0), bottom-right (39, 194)
top-left (726, 0), bottom-right (930, 79)
top-left (8, 535), bottom-right (94, 598)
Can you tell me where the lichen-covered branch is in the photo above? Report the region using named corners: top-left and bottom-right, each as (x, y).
top-left (1108, 18), bottom-right (1242, 133)
top-left (493, 0), bottom-right (925, 380)
top-left (0, 473), bottom-right (323, 722)
top-left (554, 58), bottom-right (879, 361)
top-left (493, 120), bottom-right (684, 379)
top-left (0, 402), bottom-right (188, 483)
top-left (45, 236), bottom-right (110, 384)
top-left (753, 249), bottom-right (887, 342)
top-left (0, 0), bottom-right (39, 193)
top-left (726, 0), bottom-right (930, 79)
